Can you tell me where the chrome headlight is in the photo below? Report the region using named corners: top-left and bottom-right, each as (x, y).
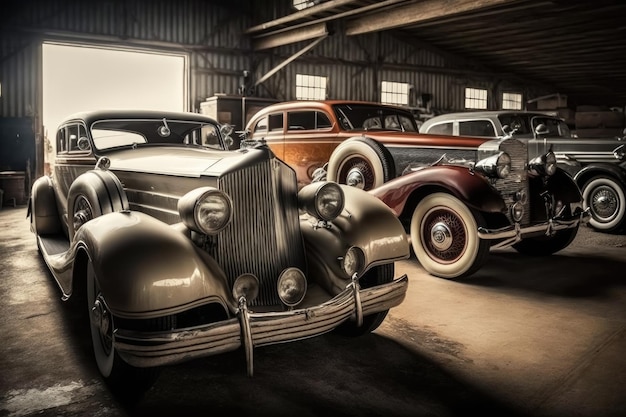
top-left (277, 268), bottom-right (307, 307)
top-left (474, 152), bottom-right (511, 179)
top-left (342, 246), bottom-right (365, 277)
top-left (529, 151), bottom-right (557, 177)
top-left (298, 181), bottom-right (345, 221)
top-left (178, 187), bottom-right (233, 234)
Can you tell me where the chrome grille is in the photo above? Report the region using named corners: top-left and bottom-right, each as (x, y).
top-left (210, 159), bottom-right (305, 306)
top-left (493, 138), bottom-right (530, 224)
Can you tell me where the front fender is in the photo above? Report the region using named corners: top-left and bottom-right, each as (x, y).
top-left (300, 185), bottom-right (409, 294)
top-left (573, 162), bottom-right (626, 189)
top-left (75, 211), bottom-right (234, 319)
top-left (545, 167), bottom-right (584, 203)
top-left (369, 165), bottom-right (506, 216)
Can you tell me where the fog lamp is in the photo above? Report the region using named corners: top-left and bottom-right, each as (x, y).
top-left (342, 246), bottom-right (365, 277)
top-left (511, 202), bottom-right (524, 222)
top-left (233, 274), bottom-right (259, 303)
top-left (515, 189), bottom-right (528, 205)
top-left (277, 268), bottom-right (307, 307)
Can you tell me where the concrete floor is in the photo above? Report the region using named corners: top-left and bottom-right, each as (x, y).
top-left (0, 205), bottom-right (625, 417)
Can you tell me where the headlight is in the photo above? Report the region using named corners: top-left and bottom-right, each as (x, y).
top-left (178, 187), bottom-right (233, 234)
top-left (277, 268), bottom-right (307, 307)
top-left (342, 246), bottom-right (365, 277)
top-left (529, 151), bottom-right (557, 177)
top-left (298, 181), bottom-right (345, 221)
top-left (474, 152), bottom-right (511, 179)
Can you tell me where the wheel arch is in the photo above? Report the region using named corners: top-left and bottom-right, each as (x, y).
top-left (574, 163), bottom-right (626, 190)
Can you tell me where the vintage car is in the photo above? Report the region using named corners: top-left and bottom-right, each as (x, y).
top-left (28, 110), bottom-right (410, 394)
top-left (245, 100), bottom-right (589, 279)
top-left (420, 111), bottom-right (626, 233)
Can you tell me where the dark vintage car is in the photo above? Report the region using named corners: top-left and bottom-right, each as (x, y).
top-left (420, 111), bottom-right (626, 232)
top-left (245, 100), bottom-right (589, 279)
top-left (28, 110), bottom-right (410, 395)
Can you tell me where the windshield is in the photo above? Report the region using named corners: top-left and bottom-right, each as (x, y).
top-left (497, 114), bottom-right (571, 138)
top-left (333, 104), bottom-right (418, 132)
top-left (91, 118), bottom-right (224, 151)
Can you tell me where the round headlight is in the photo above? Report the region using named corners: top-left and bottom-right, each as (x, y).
top-left (496, 152), bottom-right (511, 178)
top-left (233, 274), bottom-right (259, 303)
top-left (178, 187), bottom-right (233, 234)
top-left (529, 151), bottom-right (557, 177)
top-left (277, 268), bottom-right (307, 307)
top-left (475, 152), bottom-right (511, 179)
top-left (315, 182), bottom-right (345, 221)
top-left (342, 246), bottom-right (365, 277)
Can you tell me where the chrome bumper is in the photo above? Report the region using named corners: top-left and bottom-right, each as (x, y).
top-left (477, 207), bottom-right (590, 250)
top-left (114, 274), bottom-right (408, 375)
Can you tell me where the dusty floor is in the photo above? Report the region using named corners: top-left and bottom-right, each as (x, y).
top-left (0, 205), bottom-right (625, 417)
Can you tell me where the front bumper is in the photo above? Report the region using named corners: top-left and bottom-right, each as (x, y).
top-left (114, 274), bottom-right (408, 375)
top-left (477, 206), bottom-right (590, 250)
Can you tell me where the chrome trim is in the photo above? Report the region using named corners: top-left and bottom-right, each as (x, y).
top-left (114, 275), bottom-right (408, 369)
top-left (478, 207), bottom-right (590, 250)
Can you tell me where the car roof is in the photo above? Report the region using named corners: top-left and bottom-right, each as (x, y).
top-left (59, 109), bottom-right (220, 127)
top-left (424, 110), bottom-right (556, 122)
top-left (246, 100), bottom-right (412, 123)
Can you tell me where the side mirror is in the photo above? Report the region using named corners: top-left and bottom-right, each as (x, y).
top-left (535, 123), bottom-right (549, 136)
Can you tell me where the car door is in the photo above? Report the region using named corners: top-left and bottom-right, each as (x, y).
top-left (283, 109), bottom-right (338, 187)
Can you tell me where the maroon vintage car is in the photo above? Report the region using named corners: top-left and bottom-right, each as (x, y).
top-left (245, 100), bottom-right (589, 279)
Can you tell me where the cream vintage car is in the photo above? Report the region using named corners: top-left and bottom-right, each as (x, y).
top-left (28, 110), bottom-right (409, 396)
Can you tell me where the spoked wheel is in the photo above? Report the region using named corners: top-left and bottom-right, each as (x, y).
top-left (410, 193), bottom-right (490, 279)
top-left (87, 260), bottom-right (163, 399)
top-left (336, 263), bottom-right (394, 336)
top-left (582, 177), bottom-right (626, 233)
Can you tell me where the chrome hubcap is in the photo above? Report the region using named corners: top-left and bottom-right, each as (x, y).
top-left (591, 187), bottom-right (618, 220)
top-left (346, 168), bottom-right (365, 189)
top-left (430, 222), bottom-right (453, 251)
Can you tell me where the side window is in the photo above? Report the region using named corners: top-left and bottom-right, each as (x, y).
top-left (67, 124), bottom-right (80, 152)
top-left (253, 116), bottom-right (268, 134)
top-left (427, 122), bottom-right (453, 135)
top-left (459, 120), bottom-right (496, 137)
top-left (268, 113), bottom-right (284, 132)
top-left (56, 126), bottom-right (67, 154)
top-left (287, 111), bottom-right (332, 131)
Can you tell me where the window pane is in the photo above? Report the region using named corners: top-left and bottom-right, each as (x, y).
top-left (296, 74), bottom-right (327, 100)
top-left (459, 120), bottom-right (496, 137)
top-left (465, 87), bottom-right (488, 109)
top-left (502, 92), bottom-right (522, 110)
top-left (381, 81), bottom-right (409, 106)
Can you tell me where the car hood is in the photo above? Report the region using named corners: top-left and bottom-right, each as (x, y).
top-left (104, 146), bottom-right (270, 177)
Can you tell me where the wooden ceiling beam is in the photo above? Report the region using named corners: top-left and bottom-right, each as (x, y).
top-left (345, 0), bottom-right (530, 35)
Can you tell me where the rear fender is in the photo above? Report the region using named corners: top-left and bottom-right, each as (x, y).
top-left (369, 165), bottom-right (506, 217)
top-left (300, 185), bottom-right (409, 294)
top-left (74, 211), bottom-right (234, 319)
top-left (30, 176), bottom-right (63, 236)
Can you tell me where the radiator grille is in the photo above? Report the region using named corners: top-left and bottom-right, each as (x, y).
top-left (493, 138), bottom-right (530, 224)
top-left (209, 159), bottom-right (305, 306)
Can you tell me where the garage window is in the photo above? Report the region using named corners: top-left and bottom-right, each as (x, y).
top-left (381, 81), bottom-right (409, 106)
top-left (296, 74), bottom-right (327, 100)
top-left (465, 88), bottom-right (488, 109)
top-left (502, 92), bottom-right (523, 110)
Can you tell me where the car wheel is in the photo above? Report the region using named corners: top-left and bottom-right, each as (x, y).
top-left (582, 176), bottom-right (626, 232)
top-left (67, 170), bottom-right (128, 241)
top-left (87, 260), bottom-right (164, 399)
top-left (327, 137), bottom-right (395, 190)
top-left (410, 193), bottom-right (490, 279)
top-left (336, 263), bottom-right (394, 336)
